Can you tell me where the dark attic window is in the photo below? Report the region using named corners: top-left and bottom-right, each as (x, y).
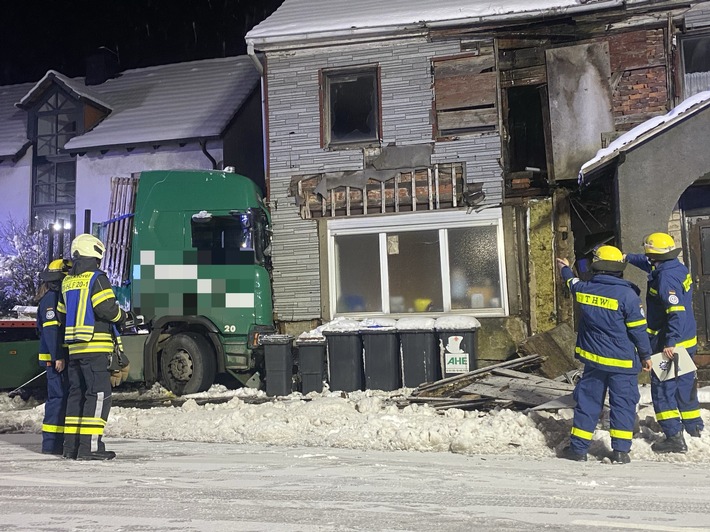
top-left (321, 66), bottom-right (381, 148)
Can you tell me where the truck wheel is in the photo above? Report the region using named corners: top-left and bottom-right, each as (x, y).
top-left (160, 332), bottom-right (217, 395)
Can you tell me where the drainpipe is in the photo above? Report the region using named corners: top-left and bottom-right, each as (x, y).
top-left (247, 42), bottom-right (269, 197)
top-left (247, 42), bottom-right (263, 76)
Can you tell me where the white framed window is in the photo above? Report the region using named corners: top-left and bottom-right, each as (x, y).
top-left (321, 65), bottom-right (381, 148)
top-left (327, 209), bottom-right (508, 317)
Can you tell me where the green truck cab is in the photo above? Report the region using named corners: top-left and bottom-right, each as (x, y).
top-left (123, 168), bottom-right (276, 394)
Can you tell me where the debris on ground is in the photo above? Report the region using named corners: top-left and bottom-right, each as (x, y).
top-left (403, 324), bottom-right (584, 412)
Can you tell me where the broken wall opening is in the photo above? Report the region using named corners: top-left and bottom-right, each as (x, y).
top-left (506, 85), bottom-right (548, 191)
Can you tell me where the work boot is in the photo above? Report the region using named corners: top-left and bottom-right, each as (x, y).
top-left (76, 450), bottom-right (116, 461)
top-left (652, 432), bottom-right (687, 454)
top-left (610, 450), bottom-right (631, 464)
top-left (41, 448), bottom-right (63, 456)
top-left (62, 449), bottom-right (78, 460)
top-left (687, 426), bottom-right (703, 438)
top-left (559, 446), bottom-right (587, 462)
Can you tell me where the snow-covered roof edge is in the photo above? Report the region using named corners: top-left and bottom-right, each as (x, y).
top-left (578, 91), bottom-right (710, 185)
top-left (245, 0), bottom-right (624, 48)
top-left (16, 70), bottom-right (113, 112)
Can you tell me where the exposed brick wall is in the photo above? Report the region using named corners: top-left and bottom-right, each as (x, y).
top-left (607, 29), bottom-right (669, 129)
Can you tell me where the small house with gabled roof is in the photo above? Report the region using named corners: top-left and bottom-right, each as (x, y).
top-left (0, 56), bottom-right (263, 232)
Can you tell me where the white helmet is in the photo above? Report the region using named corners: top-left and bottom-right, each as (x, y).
top-left (71, 234), bottom-right (106, 260)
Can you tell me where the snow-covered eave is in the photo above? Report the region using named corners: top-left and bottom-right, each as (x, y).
top-left (246, 23), bottom-right (428, 50)
top-left (62, 134), bottom-right (222, 155)
top-left (246, 0), bottom-right (623, 50)
top-left (0, 140), bottom-right (31, 162)
top-left (579, 90), bottom-right (710, 186)
top-left (14, 70), bottom-right (113, 113)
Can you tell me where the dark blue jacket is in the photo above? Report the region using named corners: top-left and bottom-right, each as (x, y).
top-left (37, 289), bottom-right (67, 366)
top-left (626, 254), bottom-right (697, 354)
top-left (562, 267), bottom-right (651, 374)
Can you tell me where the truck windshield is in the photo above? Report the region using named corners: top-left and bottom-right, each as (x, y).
top-left (190, 210), bottom-right (270, 267)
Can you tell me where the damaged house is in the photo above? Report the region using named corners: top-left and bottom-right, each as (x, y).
top-left (246, 0), bottom-right (710, 363)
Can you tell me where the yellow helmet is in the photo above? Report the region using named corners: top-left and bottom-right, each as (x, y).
top-left (591, 245), bottom-right (626, 272)
top-left (643, 232), bottom-right (681, 260)
top-left (71, 233), bottom-right (106, 260)
top-left (40, 258), bottom-right (72, 282)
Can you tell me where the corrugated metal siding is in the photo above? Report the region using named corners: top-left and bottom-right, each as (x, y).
top-left (685, 72), bottom-right (710, 98)
top-left (266, 36), bottom-right (503, 320)
top-left (685, 3), bottom-right (710, 30)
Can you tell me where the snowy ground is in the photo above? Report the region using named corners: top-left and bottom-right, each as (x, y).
top-left (1, 384), bottom-right (710, 530)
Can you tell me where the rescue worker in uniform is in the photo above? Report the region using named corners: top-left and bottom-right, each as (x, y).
top-left (556, 246), bottom-right (653, 463)
top-left (626, 232), bottom-right (704, 453)
top-left (36, 258), bottom-right (71, 455)
top-left (58, 234), bottom-right (126, 460)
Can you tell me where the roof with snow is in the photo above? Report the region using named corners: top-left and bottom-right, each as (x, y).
top-left (0, 83), bottom-right (33, 159)
top-left (17, 70), bottom-right (113, 112)
top-left (245, 0), bottom-right (622, 47)
top-left (578, 91), bottom-right (710, 185)
top-left (0, 56), bottom-right (260, 157)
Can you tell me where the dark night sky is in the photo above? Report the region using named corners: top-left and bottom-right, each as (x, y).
top-left (0, 0), bottom-right (285, 86)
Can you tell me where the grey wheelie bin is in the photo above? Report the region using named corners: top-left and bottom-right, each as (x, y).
top-left (261, 334), bottom-right (294, 397)
top-left (396, 317), bottom-right (439, 387)
top-left (360, 318), bottom-right (400, 391)
top-left (435, 315), bottom-right (481, 379)
top-left (322, 319), bottom-right (364, 392)
top-left (296, 336), bottom-right (327, 394)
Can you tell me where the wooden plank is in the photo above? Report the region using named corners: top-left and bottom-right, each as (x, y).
top-left (434, 55), bottom-right (495, 77)
top-left (435, 71), bottom-right (497, 111)
top-left (437, 107), bottom-right (498, 131)
top-left (490, 368), bottom-right (576, 392)
top-left (518, 323), bottom-right (579, 379)
top-left (412, 354), bottom-right (542, 395)
top-left (499, 65), bottom-right (547, 87)
top-left (497, 38), bottom-right (551, 51)
top-left (459, 376), bottom-right (571, 406)
top-left (498, 47), bottom-right (546, 71)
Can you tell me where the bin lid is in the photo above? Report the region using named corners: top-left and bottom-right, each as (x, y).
top-left (321, 317), bottom-right (361, 333)
top-left (295, 333), bottom-right (326, 345)
top-left (396, 317), bottom-right (436, 331)
top-left (359, 317), bottom-right (396, 332)
top-left (435, 315), bottom-right (481, 330)
top-left (260, 334), bottom-right (294, 345)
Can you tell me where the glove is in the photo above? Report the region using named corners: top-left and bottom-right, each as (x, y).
top-left (110, 370), bottom-right (122, 387)
top-left (110, 364), bottom-right (130, 387)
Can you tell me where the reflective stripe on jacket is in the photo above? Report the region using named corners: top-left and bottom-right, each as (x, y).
top-left (626, 254), bottom-right (697, 354)
top-left (37, 290), bottom-right (67, 365)
top-left (60, 267), bottom-right (124, 356)
top-left (561, 267), bottom-right (652, 374)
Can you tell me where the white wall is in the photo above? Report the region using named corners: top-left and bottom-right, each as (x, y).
top-left (0, 150), bottom-right (31, 228)
top-left (0, 142), bottom-right (222, 236)
top-left (76, 142), bottom-right (223, 228)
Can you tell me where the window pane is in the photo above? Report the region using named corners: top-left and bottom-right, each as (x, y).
top-left (683, 36), bottom-right (710, 74)
top-left (334, 234), bottom-right (381, 312)
top-left (36, 135), bottom-right (55, 156)
top-left (448, 226), bottom-right (502, 309)
top-left (387, 230), bottom-right (442, 313)
top-left (37, 115), bottom-right (55, 137)
top-left (328, 71), bottom-right (378, 144)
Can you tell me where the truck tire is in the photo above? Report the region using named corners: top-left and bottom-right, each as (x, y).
top-left (160, 332), bottom-right (217, 395)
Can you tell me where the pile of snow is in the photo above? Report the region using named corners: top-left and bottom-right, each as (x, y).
top-left (1, 383), bottom-right (709, 463)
